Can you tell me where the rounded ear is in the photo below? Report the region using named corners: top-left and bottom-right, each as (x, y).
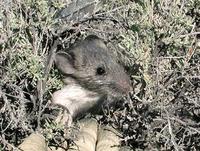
top-left (85, 35), bottom-right (100, 40)
top-left (55, 52), bottom-right (76, 75)
top-left (85, 35), bottom-right (107, 50)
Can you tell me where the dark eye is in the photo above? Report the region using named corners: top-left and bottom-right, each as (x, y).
top-left (96, 66), bottom-right (106, 75)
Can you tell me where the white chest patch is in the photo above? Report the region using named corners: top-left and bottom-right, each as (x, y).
top-left (52, 84), bottom-right (101, 116)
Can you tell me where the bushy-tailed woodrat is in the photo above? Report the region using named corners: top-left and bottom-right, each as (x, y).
top-left (52, 35), bottom-right (132, 122)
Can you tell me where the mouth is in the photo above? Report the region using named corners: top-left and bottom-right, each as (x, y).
top-left (101, 86), bottom-right (131, 99)
top-left (108, 82), bottom-right (133, 96)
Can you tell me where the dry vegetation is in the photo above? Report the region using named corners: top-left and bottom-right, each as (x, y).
top-left (0, 0), bottom-right (200, 150)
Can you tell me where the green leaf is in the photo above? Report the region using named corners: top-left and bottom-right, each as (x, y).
top-left (130, 24), bottom-right (140, 33)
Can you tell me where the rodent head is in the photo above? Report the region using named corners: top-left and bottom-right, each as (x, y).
top-left (55, 35), bottom-right (132, 98)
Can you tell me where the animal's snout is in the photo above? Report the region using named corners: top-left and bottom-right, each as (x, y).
top-left (118, 78), bottom-right (133, 94)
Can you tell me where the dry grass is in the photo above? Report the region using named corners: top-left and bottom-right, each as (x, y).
top-left (0, 0), bottom-right (200, 150)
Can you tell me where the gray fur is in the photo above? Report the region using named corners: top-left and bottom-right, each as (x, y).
top-left (53, 35), bottom-right (132, 119)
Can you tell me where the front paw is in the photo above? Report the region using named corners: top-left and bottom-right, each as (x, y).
top-left (55, 109), bottom-right (73, 128)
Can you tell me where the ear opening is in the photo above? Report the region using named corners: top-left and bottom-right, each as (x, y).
top-left (55, 52), bottom-right (76, 75)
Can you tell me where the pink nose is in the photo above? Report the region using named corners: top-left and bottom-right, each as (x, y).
top-left (119, 79), bottom-right (133, 94)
